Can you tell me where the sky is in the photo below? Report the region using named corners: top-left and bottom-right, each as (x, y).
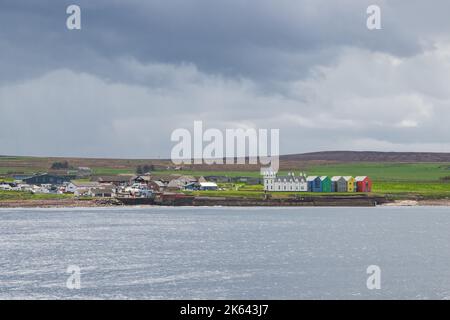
top-left (0, 0), bottom-right (450, 158)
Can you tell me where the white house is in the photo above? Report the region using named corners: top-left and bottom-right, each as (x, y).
top-left (198, 182), bottom-right (218, 191)
top-left (263, 172), bottom-right (308, 192)
top-left (66, 182), bottom-right (102, 194)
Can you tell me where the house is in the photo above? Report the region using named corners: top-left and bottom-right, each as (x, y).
top-left (199, 182), bottom-right (218, 191)
top-left (132, 175), bottom-right (152, 185)
top-left (22, 173), bottom-right (75, 185)
top-left (94, 175), bottom-right (132, 186)
top-left (88, 187), bottom-right (115, 198)
top-left (264, 172), bottom-right (308, 192)
top-left (355, 176), bottom-right (372, 192)
top-left (66, 181), bottom-right (102, 193)
top-left (148, 180), bottom-right (166, 192)
top-left (167, 176), bottom-right (197, 191)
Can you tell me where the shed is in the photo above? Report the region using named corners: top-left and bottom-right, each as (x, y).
top-left (306, 176), bottom-right (321, 192)
top-left (331, 176), bottom-right (341, 192)
top-left (355, 176), bottom-right (372, 192)
top-left (343, 176), bottom-right (356, 192)
top-left (320, 176), bottom-right (331, 192)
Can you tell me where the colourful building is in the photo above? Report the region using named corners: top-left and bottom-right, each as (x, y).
top-left (320, 176), bottom-right (331, 192)
top-left (343, 176), bottom-right (356, 192)
top-left (355, 176), bottom-right (372, 192)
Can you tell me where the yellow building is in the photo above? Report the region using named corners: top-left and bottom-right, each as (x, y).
top-left (343, 176), bottom-right (355, 192)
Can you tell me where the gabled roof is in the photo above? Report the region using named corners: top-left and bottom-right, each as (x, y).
top-left (342, 176), bottom-right (354, 181)
top-left (319, 176), bottom-right (329, 181)
top-left (331, 176), bottom-right (342, 181)
top-left (306, 176), bottom-right (319, 181)
top-left (354, 176), bottom-right (368, 182)
top-left (151, 180), bottom-right (166, 187)
top-left (275, 176), bottom-right (306, 182)
top-left (71, 181), bottom-right (102, 188)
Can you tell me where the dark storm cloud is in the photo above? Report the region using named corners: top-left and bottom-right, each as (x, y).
top-left (0, 0), bottom-right (436, 83)
top-left (1, 0), bottom-right (450, 157)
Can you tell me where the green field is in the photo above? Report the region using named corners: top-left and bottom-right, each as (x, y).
top-left (159, 162), bottom-right (450, 182)
top-left (0, 190), bottom-right (74, 201)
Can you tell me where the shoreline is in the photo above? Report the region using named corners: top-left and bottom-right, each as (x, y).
top-left (1, 198), bottom-right (449, 208)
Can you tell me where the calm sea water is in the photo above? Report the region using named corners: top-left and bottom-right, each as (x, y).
top-left (0, 206), bottom-right (449, 299)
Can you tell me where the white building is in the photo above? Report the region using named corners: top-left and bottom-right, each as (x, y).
top-left (263, 172), bottom-right (308, 192)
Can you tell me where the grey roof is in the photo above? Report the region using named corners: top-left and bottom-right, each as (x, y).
top-left (275, 176), bottom-right (306, 182)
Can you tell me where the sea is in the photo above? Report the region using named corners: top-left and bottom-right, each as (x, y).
top-left (0, 206), bottom-right (449, 299)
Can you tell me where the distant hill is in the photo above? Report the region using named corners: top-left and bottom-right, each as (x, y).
top-left (1, 151), bottom-right (450, 176)
top-left (281, 151), bottom-right (450, 163)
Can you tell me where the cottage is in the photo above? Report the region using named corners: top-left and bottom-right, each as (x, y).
top-left (264, 172), bottom-right (308, 192)
top-left (355, 176), bottom-right (372, 192)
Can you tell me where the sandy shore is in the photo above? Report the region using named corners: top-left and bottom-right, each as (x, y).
top-left (383, 199), bottom-right (450, 206)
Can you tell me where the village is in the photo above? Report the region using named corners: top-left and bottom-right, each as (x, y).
top-left (0, 163), bottom-right (373, 203)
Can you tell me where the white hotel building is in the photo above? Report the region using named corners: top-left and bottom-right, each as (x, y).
top-left (263, 172), bottom-right (308, 192)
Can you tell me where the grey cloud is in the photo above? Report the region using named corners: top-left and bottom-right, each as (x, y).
top-left (0, 1), bottom-right (450, 157)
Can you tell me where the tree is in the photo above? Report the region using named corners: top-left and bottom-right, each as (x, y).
top-left (51, 161), bottom-right (69, 170)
